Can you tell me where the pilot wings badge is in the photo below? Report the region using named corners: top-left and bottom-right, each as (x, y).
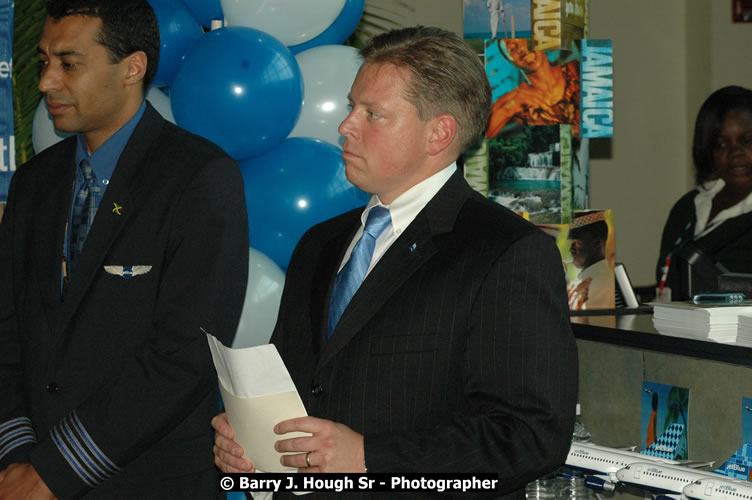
top-left (104, 265), bottom-right (152, 279)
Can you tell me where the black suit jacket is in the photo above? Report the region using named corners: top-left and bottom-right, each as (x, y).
top-left (657, 189), bottom-right (752, 298)
top-left (0, 104), bottom-right (248, 499)
top-left (272, 170), bottom-right (578, 499)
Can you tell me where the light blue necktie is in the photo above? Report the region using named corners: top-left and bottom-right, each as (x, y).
top-left (69, 158), bottom-right (102, 273)
top-left (327, 206), bottom-right (391, 338)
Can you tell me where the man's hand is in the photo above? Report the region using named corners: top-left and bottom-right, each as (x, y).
top-left (211, 413), bottom-right (255, 473)
top-left (0, 463), bottom-right (56, 500)
top-left (274, 416), bottom-right (365, 473)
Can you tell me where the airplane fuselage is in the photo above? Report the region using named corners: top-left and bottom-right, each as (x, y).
top-left (616, 462), bottom-right (724, 495)
top-left (567, 443), bottom-right (677, 476)
top-left (565, 443), bottom-right (679, 491)
top-left (684, 477), bottom-right (752, 500)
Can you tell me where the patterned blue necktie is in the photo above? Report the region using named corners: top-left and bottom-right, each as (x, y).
top-left (327, 206), bottom-right (391, 338)
top-left (69, 158), bottom-right (102, 272)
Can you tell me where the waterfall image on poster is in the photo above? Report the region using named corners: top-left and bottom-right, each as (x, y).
top-left (488, 124), bottom-right (562, 223)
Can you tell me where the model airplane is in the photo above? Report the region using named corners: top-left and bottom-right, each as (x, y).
top-left (683, 476), bottom-right (752, 500)
top-left (613, 440), bottom-right (752, 497)
top-left (615, 461), bottom-right (721, 497)
top-left (564, 442), bottom-right (679, 492)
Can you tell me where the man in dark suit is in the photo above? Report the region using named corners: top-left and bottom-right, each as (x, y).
top-left (213, 26), bottom-right (577, 498)
top-left (0, 1), bottom-right (248, 498)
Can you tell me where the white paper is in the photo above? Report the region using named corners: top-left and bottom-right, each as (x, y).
top-left (206, 333), bottom-right (310, 473)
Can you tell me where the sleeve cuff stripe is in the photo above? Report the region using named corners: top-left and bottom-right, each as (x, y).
top-left (0, 435), bottom-right (36, 461)
top-left (0, 417), bottom-right (32, 433)
top-left (1, 427), bottom-right (35, 445)
top-left (69, 412), bottom-right (120, 474)
top-left (0, 417), bottom-right (37, 461)
top-left (51, 426), bottom-right (100, 488)
top-left (50, 412), bottom-right (121, 488)
top-left (58, 420), bottom-right (111, 483)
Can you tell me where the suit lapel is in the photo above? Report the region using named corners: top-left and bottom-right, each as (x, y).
top-left (308, 226), bottom-right (355, 359)
top-left (57, 176), bottom-right (134, 327)
top-left (35, 139), bottom-right (77, 331)
top-left (55, 104), bottom-right (165, 336)
top-left (316, 170), bottom-right (473, 371)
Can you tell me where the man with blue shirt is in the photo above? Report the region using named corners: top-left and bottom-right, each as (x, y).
top-left (0, 1), bottom-right (248, 498)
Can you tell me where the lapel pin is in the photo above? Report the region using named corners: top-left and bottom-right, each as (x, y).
top-left (112, 202), bottom-right (123, 215)
top-left (409, 243), bottom-right (417, 254)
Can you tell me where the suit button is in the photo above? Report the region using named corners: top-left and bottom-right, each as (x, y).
top-left (46, 382), bottom-right (59, 393)
top-left (311, 384), bottom-right (324, 397)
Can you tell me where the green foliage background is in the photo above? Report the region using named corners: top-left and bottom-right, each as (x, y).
top-left (13, 0), bottom-right (45, 166)
top-left (11, 1), bottom-right (410, 166)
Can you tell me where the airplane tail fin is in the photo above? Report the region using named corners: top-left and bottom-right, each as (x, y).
top-left (713, 441), bottom-right (752, 480)
top-left (640, 423), bottom-right (685, 460)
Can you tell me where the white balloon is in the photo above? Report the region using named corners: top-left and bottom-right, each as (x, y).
top-left (32, 98), bottom-right (73, 153)
top-left (145, 87), bottom-right (176, 124)
top-left (289, 45), bottom-right (361, 148)
top-left (232, 248), bottom-right (286, 348)
top-left (221, 0), bottom-right (346, 46)
top-left (32, 87), bottom-right (176, 154)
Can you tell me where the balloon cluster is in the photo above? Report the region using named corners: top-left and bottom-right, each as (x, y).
top-left (32, 0), bottom-right (367, 347)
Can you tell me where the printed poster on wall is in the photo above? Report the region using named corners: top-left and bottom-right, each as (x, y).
top-left (538, 209), bottom-right (615, 310)
top-left (463, 0), bottom-right (532, 41)
top-left (487, 124), bottom-right (568, 224)
top-left (639, 380), bottom-right (690, 461)
top-left (0, 0), bottom-right (13, 202)
top-left (484, 38), bottom-right (580, 139)
top-left (712, 397), bottom-right (752, 480)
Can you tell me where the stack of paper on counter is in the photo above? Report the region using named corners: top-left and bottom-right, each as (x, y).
top-left (738, 315), bottom-right (752, 347)
top-left (651, 302), bottom-right (752, 345)
top-left (205, 333), bottom-right (310, 473)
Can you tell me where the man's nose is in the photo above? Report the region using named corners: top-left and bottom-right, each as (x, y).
top-left (38, 65), bottom-right (58, 94)
top-left (338, 111), bottom-right (358, 138)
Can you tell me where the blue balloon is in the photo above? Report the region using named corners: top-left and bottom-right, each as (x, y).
top-left (171, 27), bottom-right (303, 160)
top-left (240, 137), bottom-right (368, 270)
top-left (180, 0), bottom-right (223, 27)
top-left (288, 0), bottom-right (365, 55)
top-left (147, 0), bottom-right (204, 87)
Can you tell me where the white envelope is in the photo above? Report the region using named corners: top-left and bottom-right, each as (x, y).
top-left (206, 334), bottom-right (310, 473)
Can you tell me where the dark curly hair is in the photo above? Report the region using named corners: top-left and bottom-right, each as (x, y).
top-left (692, 85), bottom-right (752, 185)
top-left (46, 0), bottom-right (160, 92)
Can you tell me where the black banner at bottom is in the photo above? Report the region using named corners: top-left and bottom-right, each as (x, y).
top-left (219, 473), bottom-right (500, 493)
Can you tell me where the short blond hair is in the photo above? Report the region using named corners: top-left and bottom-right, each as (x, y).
top-left (360, 26), bottom-right (491, 154)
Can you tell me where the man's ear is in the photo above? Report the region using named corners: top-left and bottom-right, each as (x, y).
top-left (426, 113), bottom-right (457, 156)
top-left (123, 51), bottom-right (147, 88)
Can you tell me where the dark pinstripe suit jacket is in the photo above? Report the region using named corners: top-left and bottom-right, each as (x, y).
top-left (272, 169), bottom-right (578, 499)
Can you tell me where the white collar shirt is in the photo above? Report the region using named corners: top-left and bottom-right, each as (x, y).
top-left (337, 162), bottom-right (457, 275)
top-left (694, 178), bottom-right (752, 237)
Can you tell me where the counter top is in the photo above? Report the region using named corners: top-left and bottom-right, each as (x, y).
top-left (570, 309), bottom-right (752, 367)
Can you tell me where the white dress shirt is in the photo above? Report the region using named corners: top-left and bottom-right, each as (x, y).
top-left (337, 163), bottom-right (457, 275)
top-left (694, 178), bottom-right (752, 237)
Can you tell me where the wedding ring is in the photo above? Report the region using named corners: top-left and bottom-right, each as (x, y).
top-left (305, 451), bottom-right (312, 467)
